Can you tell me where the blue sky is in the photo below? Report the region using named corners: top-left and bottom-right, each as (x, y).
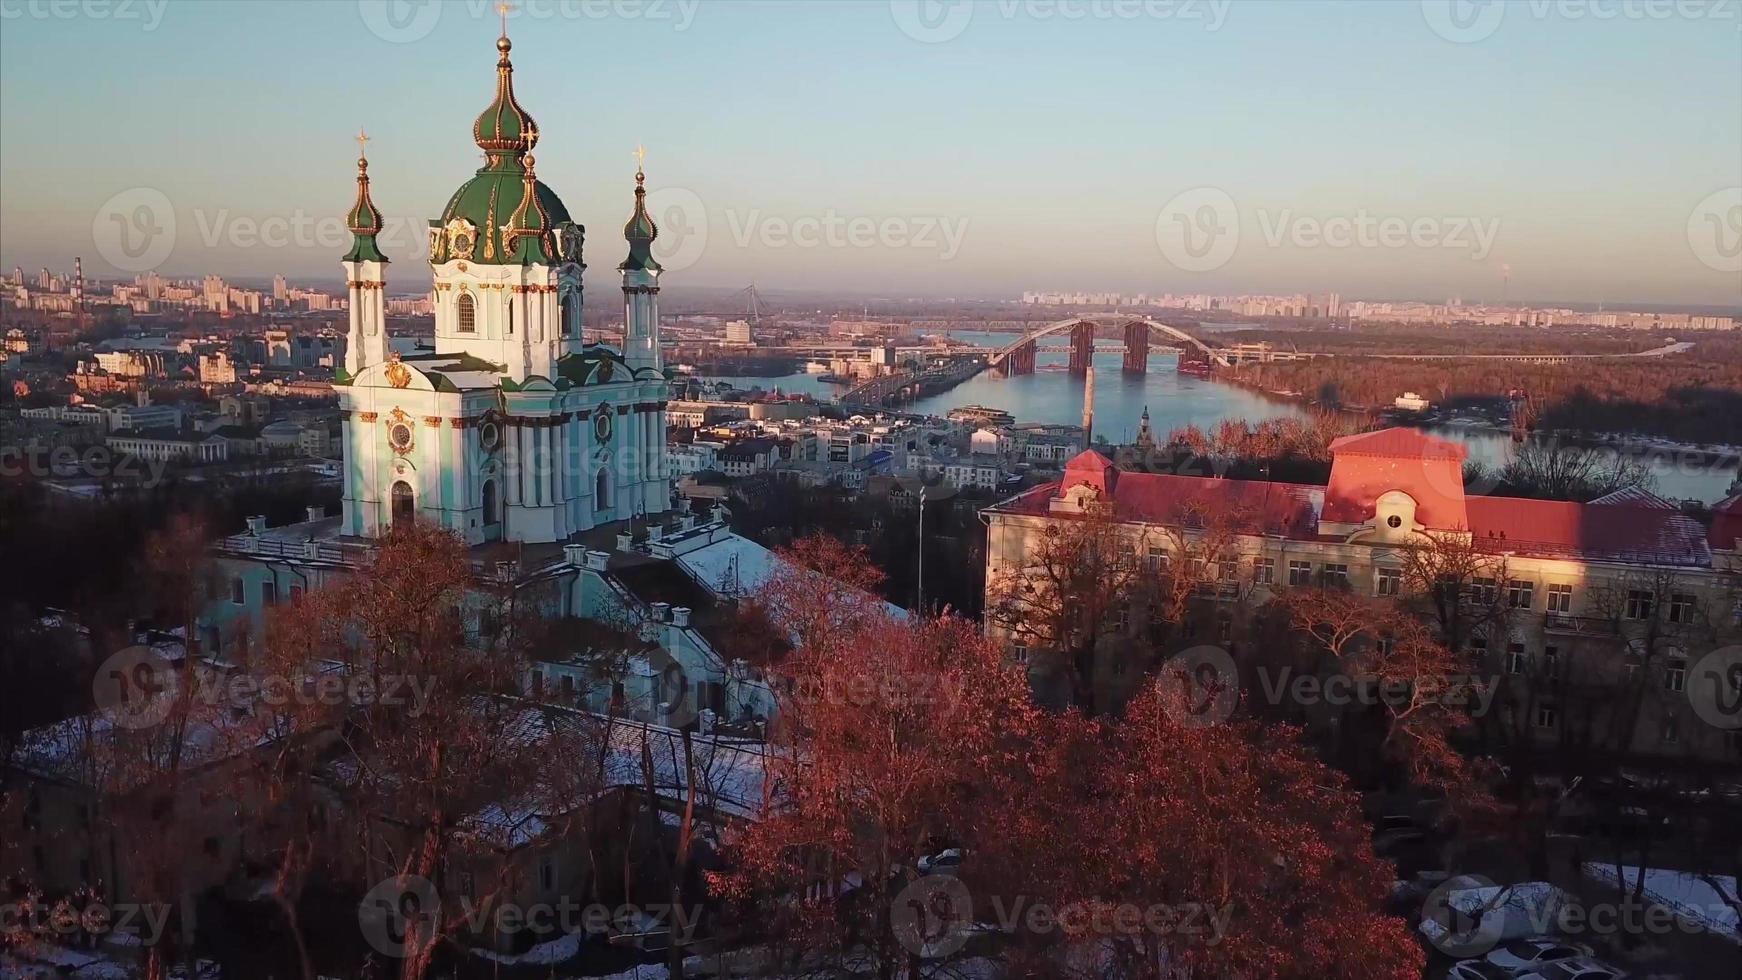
top-left (1, 0), bottom-right (1738, 305)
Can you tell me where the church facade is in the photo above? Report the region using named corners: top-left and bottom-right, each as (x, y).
top-left (335, 29), bottom-right (668, 546)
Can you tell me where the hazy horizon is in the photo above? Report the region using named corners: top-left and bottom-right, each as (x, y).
top-left (3, 0), bottom-right (1738, 306)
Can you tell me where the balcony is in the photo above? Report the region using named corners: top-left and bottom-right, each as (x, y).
top-left (1543, 614), bottom-right (1619, 637)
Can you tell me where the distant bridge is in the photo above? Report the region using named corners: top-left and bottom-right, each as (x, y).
top-left (987, 317), bottom-right (1231, 375)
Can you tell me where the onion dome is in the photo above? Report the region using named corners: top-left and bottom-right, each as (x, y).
top-left (343, 131), bottom-right (388, 264)
top-left (619, 164), bottom-right (661, 273)
top-left (473, 35), bottom-right (538, 159)
top-left (430, 29), bottom-right (572, 265)
top-left (501, 154), bottom-right (555, 264)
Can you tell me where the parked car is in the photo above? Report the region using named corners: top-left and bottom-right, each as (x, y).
top-left (1449, 960), bottom-right (1520, 980)
top-left (1516, 956), bottom-right (1627, 980)
top-left (1485, 938), bottom-right (1595, 974)
top-left (918, 847), bottom-right (963, 876)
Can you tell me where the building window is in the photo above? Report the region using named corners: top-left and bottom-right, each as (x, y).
top-left (456, 293), bottom-right (476, 333)
top-left (1376, 567), bottom-right (1402, 597)
top-left (391, 481), bottom-right (415, 528)
top-left (595, 467), bottom-right (613, 510)
top-left (289, 584), bottom-right (303, 604)
top-left (1546, 584), bottom-right (1573, 614)
top-left (1145, 546), bottom-right (1167, 574)
top-left (1469, 631), bottom-right (1489, 655)
top-left (1012, 644), bottom-right (1028, 665)
top-left (1533, 701), bottom-right (1558, 730)
top-left (1472, 577), bottom-right (1499, 605)
top-left (1664, 658), bottom-right (1687, 693)
top-left (1507, 579), bottom-right (1535, 609)
top-left (539, 856), bottom-right (556, 893)
top-left (1666, 593), bottom-right (1697, 624)
top-left (1288, 560), bottom-right (1313, 586)
top-left (1321, 563), bottom-right (1350, 588)
top-left (1625, 589), bottom-right (1656, 621)
top-left (1254, 556), bottom-right (1274, 585)
top-left (230, 578), bottom-right (245, 605)
top-left (1505, 643), bottom-right (1527, 675)
top-left (1542, 646), bottom-right (1559, 675)
top-left (261, 581), bottom-right (277, 606)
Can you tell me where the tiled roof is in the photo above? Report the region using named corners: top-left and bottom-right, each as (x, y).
top-left (1328, 428), bottom-right (1467, 461)
top-left (1464, 497), bottom-right (1712, 566)
top-left (1588, 486), bottom-right (1678, 509)
top-left (993, 473), bottom-right (1324, 538)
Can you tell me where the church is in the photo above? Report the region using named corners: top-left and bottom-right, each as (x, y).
top-left (335, 26), bottom-right (668, 545)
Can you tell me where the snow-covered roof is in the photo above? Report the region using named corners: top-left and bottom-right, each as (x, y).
top-left (1583, 864), bottom-right (1740, 943)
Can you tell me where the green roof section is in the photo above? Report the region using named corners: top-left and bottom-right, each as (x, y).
top-left (343, 152), bottom-right (389, 264)
top-left (429, 34), bottom-right (573, 267)
top-left (619, 167), bottom-right (662, 273)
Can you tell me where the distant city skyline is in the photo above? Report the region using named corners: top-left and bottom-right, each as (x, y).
top-left (2, 1), bottom-right (1738, 305)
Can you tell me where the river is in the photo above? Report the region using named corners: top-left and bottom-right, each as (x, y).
top-left (699, 333), bottom-right (1740, 504)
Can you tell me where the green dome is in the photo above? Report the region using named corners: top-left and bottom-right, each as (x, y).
top-left (433, 158), bottom-right (572, 265)
top-left (431, 33), bottom-right (573, 266)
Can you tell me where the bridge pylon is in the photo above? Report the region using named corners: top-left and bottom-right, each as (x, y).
top-left (1068, 322), bottom-right (1095, 376)
top-left (1122, 321), bottom-right (1149, 374)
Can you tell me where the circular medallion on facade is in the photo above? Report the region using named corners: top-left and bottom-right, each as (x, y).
top-left (388, 416), bottom-right (415, 456)
top-left (594, 407), bottom-right (614, 444)
top-left (479, 416), bottom-right (502, 452)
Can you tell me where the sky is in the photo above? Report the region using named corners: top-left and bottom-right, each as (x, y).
top-left (1, 0), bottom-right (1739, 306)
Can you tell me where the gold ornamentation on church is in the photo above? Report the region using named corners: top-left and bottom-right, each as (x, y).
top-left (385, 352), bottom-right (412, 389)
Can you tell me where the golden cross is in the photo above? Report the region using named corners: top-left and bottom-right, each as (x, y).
top-left (356, 128), bottom-right (370, 159)
top-left (498, 1), bottom-right (513, 36)
top-left (634, 143), bottom-right (647, 171)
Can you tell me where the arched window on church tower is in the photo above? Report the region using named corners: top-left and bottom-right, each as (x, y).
top-left (391, 481), bottom-right (415, 528)
top-left (457, 293), bottom-right (476, 334)
top-left (482, 479), bottom-right (500, 527)
top-left (595, 467), bottom-right (612, 511)
top-left (506, 299), bottom-right (515, 335)
top-left (563, 292), bottom-right (578, 339)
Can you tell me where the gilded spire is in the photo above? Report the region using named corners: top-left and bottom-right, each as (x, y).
top-left (620, 148), bottom-right (661, 273)
top-left (344, 129), bottom-right (388, 264)
top-left (473, 5), bottom-right (538, 163)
